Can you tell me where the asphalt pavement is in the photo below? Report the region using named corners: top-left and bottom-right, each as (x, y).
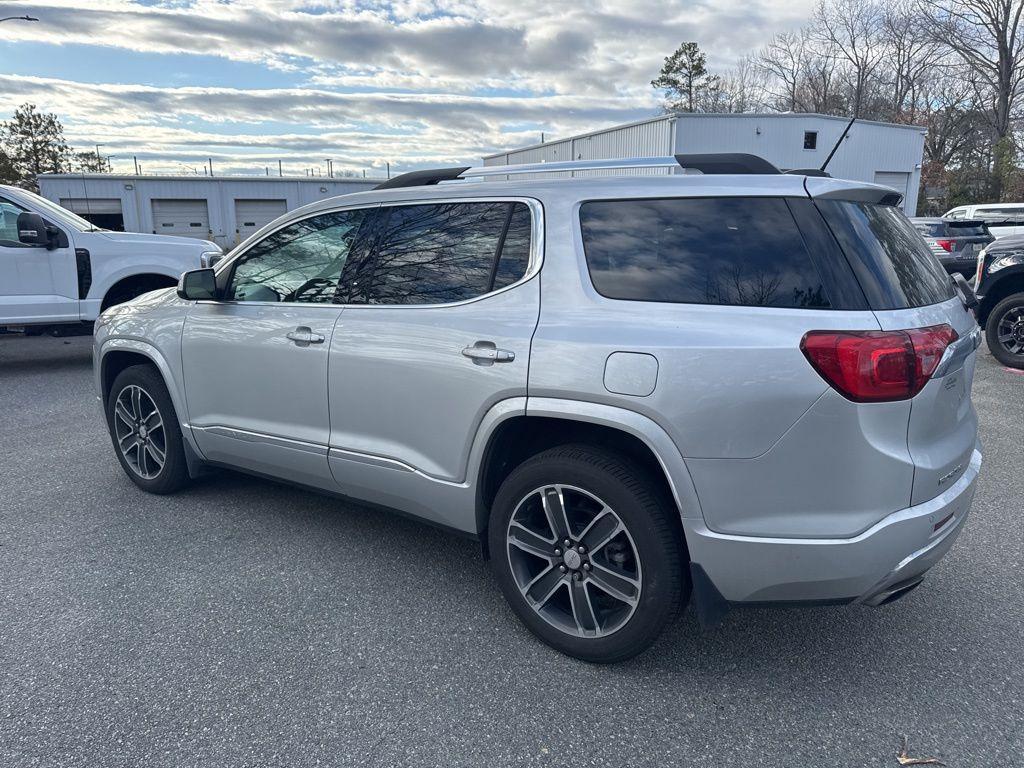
top-left (1, 333), bottom-right (1021, 767)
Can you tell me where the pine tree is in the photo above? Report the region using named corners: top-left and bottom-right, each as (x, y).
top-left (651, 42), bottom-right (721, 113)
top-left (0, 104), bottom-right (71, 190)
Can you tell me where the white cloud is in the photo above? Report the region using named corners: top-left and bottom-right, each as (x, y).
top-left (0, 0), bottom-right (815, 173)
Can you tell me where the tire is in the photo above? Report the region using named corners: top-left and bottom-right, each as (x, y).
top-left (488, 444), bottom-right (689, 663)
top-left (984, 292), bottom-right (1024, 369)
top-left (105, 364), bottom-right (190, 494)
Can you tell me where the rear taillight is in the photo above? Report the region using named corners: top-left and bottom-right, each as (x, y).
top-left (800, 324), bottom-right (958, 402)
top-left (935, 239), bottom-right (954, 252)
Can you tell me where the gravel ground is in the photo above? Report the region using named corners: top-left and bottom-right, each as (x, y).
top-left (0, 333), bottom-right (1021, 768)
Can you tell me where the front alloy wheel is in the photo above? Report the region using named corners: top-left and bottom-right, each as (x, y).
top-left (113, 384), bottom-right (167, 479)
top-left (985, 293), bottom-right (1024, 368)
top-left (106, 364), bottom-right (190, 494)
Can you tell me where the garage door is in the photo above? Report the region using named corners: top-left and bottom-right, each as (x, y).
top-left (234, 199), bottom-right (288, 243)
top-left (60, 198), bottom-right (125, 231)
top-left (873, 172), bottom-right (910, 202)
top-left (151, 199), bottom-right (210, 239)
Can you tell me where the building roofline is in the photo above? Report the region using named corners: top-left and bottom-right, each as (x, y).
top-left (482, 112), bottom-right (927, 160)
top-left (38, 173), bottom-right (384, 183)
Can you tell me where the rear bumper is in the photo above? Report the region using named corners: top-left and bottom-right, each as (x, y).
top-left (683, 446), bottom-right (981, 604)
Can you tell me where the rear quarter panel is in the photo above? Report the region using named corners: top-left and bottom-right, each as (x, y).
top-left (529, 193), bottom-right (918, 538)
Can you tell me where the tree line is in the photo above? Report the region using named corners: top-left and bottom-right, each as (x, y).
top-left (651, 0), bottom-right (1024, 213)
top-left (0, 104), bottom-right (108, 191)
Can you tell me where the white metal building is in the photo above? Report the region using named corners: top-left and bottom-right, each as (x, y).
top-left (483, 113), bottom-right (927, 213)
top-left (37, 174), bottom-right (382, 248)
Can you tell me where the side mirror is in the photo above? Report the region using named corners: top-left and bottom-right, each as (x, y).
top-left (177, 268), bottom-right (219, 301)
top-left (17, 212), bottom-right (54, 248)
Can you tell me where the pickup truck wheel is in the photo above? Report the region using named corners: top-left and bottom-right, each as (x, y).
top-left (985, 293), bottom-right (1024, 369)
top-left (106, 365), bottom-right (190, 494)
top-left (488, 444), bottom-right (687, 663)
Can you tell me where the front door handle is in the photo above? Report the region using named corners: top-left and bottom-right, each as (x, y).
top-left (462, 341), bottom-right (515, 365)
top-left (286, 326), bottom-right (325, 347)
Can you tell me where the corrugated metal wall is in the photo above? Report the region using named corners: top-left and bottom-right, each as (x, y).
top-left (38, 176), bottom-right (380, 247)
top-left (482, 117), bottom-right (675, 179)
top-left (484, 114), bottom-right (925, 212)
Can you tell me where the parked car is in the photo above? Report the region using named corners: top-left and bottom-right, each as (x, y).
top-left (944, 203), bottom-right (1024, 239)
top-left (0, 184), bottom-right (221, 333)
top-left (973, 233), bottom-right (1024, 368)
top-left (94, 155), bottom-right (982, 663)
top-left (910, 217), bottom-right (994, 278)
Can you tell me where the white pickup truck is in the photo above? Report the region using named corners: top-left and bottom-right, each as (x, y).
top-left (1, 184), bottom-right (221, 332)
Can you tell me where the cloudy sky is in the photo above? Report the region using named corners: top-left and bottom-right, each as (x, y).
top-left (0, 0), bottom-right (813, 177)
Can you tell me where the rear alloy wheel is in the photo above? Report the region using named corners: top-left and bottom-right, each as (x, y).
top-left (985, 293), bottom-right (1024, 368)
top-left (106, 365), bottom-right (190, 494)
top-left (489, 445), bottom-right (687, 663)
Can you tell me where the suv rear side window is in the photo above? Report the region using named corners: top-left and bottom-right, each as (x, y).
top-left (579, 197), bottom-right (831, 308)
top-left (817, 201), bottom-right (954, 309)
top-left (342, 201), bottom-right (532, 305)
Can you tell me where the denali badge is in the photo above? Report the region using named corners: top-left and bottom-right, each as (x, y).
top-left (939, 464), bottom-right (963, 486)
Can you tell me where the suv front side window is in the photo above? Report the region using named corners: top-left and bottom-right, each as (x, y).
top-left (341, 201), bottom-right (533, 305)
top-left (226, 208), bottom-right (371, 303)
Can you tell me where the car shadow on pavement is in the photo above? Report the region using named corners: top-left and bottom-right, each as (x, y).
top-left (169, 465), bottom-right (929, 684)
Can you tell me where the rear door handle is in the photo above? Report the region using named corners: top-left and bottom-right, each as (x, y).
top-left (286, 326), bottom-right (325, 346)
top-left (462, 341), bottom-right (515, 365)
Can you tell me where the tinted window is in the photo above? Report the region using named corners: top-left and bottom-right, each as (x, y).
top-left (946, 221), bottom-right (990, 237)
top-left (0, 198), bottom-right (26, 246)
top-left (579, 197), bottom-right (831, 308)
top-left (227, 208), bottom-right (370, 303)
top-left (817, 201), bottom-right (954, 310)
top-left (342, 201), bottom-right (531, 305)
top-left (913, 221), bottom-right (945, 237)
top-left (493, 203), bottom-right (532, 290)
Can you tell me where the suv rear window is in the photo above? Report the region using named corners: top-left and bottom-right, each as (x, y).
top-left (817, 201), bottom-right (954, 309)
top-left (946, 220), bottom-right (990, 237)
top-left (579, 197), bottom-right (832, 308)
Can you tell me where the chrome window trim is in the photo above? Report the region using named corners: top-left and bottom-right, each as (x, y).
top-left (202, 196), bottom-right (544, 311)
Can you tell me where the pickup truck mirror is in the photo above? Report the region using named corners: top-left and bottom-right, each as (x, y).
top-left (17, 212), bottom-right (56, 248)
top-left (952, 273), bottom-right (979, 311)
top-left (177, 268), bottom-right (219, 301)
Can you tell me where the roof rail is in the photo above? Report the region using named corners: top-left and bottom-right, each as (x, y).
top-left (375, 166), bottom-right (470, 190)
top-left (674, 153), bottom-right (780, 175)
top-left (377, 153), bottom-right (783, 190)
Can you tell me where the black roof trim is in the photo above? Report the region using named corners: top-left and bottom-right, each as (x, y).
top-left (374, 166), bottom-right (471, 190)
top-left (785, 168), bottom-right (831, 178)
top-left (674, 153), bottom-right (781, 175)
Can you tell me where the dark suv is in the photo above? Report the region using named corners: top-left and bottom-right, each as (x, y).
top-left (911, 217), bottom-right (995, 278)
top-left (975, 234), bottom-right (1024, 368)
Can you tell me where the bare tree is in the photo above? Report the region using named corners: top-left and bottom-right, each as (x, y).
top-left (756, 31), bottom-right (812, 111)
top-left (813, 0), bottom-right (887, 116)
top-left (923, 0), bottom-right (1024, 197)
top-left (881, 0), bottom-right (944, 122)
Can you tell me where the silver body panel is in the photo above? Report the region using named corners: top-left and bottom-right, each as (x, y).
top-left (94, 170), bottom-right (982, 606)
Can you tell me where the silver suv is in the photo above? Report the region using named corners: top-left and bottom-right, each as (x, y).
top-left (94, 155), bottom-right (982, 663)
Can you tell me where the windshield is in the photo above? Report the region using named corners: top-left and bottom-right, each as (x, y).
top-left (22, 191), bottom-right (97, 231)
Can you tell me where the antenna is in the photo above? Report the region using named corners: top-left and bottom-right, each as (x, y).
top-left (821, 116), bottom-right (856, 173)
top-left (80, 170), bottom-right (93, 229)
